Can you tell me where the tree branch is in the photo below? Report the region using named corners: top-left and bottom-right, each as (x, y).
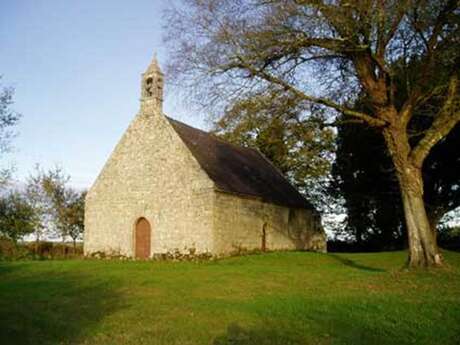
top-left (410, 74), bottom-right (460, 167)
top-left (401, 0), bottom-right (458, 127)
top-left (321, 119), bottom-right (366, 128)
top-left (228, 58), bottom-right (387, 128)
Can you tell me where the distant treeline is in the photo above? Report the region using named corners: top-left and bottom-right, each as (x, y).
top-left (0, 238), bottom-right (83, 260)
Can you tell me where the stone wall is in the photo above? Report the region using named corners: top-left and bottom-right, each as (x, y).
top-left (212, 192), bottom-right (326, 256)
top-left (84, 110), bottom-right (215, 257)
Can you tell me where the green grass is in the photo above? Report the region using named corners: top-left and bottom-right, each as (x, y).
top-left (1, 251), bottom-right (459, 345)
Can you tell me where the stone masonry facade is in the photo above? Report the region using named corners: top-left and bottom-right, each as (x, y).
top-left (83, 57), bottom-right (326, 258)
top-left (213, 192), bottom-right (326, 254)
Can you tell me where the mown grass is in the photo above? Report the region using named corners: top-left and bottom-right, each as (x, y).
top-left (1, 251), bottom-right (459, 345)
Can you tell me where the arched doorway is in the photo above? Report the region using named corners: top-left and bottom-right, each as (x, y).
top-left (135, 218), bottom-right (151, 259)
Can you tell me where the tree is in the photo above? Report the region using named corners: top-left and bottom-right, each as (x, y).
top-left (165, 0), bottom-right (460, 267)
top-left (25, 165), bottom-right (54, 245)
top-left (24, 166), bottom-right (86, 245)
top-left (40, 167), bottom-right (86, 245)
top-left (0, 76), bottom-right (21, 188)
top-left (333, 59), bottom-right (460, 249)
top-left (334, 119), bottom-right (459, 249)
top-left (332, 123), bottom-right (406, 249)
top-left (61, 190), bottom-right (86, 249)
top-left (41, 166), bottom-right (69, 241)
top-left (0, 192), bottom-right (35, 243)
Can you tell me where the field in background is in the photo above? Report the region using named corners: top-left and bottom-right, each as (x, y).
top-left (1, 251), bottom-right (459, 345)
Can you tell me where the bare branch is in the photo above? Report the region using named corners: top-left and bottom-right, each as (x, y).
top-left (321, 119), bottom-right (366, 128)
top-left (230, 58), bottom-right (386, 127)
top-left (410, 74), bottom-right (460, 167)
top-left (401, 0), bottom-right (459, 127)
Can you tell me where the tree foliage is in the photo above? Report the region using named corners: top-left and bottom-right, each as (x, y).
top-left (25, 165), bottom-right (53, 243)
top-left (0, 76), bottom-right (21, 187)
top-left (213, 90), bottom-right (335, 208)
top-left (0, 192), bottom-right (35, 243)
top-left (65, 191), bottom-right (85, 248)
top-left (25, 166), bottom-right (86, 244)
top-left (332, 123), bottom-right (405, 248)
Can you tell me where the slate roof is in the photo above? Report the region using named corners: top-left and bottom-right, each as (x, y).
top-left (166, 117), bottom-right (314, 210)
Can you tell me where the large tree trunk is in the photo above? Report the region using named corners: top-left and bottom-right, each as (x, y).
top-left (399, 179), bottom-right (442, 267)
top-left (383, 124), bottom-right (443, 268)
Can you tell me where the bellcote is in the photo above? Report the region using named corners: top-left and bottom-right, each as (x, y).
top-left (140, 55), bottom-right (164, 114)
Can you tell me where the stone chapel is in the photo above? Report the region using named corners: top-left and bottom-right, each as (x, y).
top-left (83, 56), bottom-right (327, 258)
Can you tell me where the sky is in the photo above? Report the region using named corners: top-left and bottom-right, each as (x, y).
top-left (1, 0), bottom-right (205, 189)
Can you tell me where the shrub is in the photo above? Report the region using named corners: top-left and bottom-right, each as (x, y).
top-left (1, 239), bottom-right (83, 260)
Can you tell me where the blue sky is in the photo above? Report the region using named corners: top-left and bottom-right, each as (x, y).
top-left (1, 0), bottom-right (205, 188)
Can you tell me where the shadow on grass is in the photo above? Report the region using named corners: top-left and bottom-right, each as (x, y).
top-left (212, 319), bottom-right (393, 345)
top-left (213, 322), bottom-right (305, 345)
top-left (212, 299), bottom-right (456, 345)
top-left (0, 262), bottom-right (124, 345)
top-left (328, 254), bottom-right (386, 272)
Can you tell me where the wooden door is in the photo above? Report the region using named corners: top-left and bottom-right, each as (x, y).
top-left (135, 218), bottom-right (151, 259)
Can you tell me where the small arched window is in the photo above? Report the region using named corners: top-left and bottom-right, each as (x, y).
top-left (144, 77), bottom-right (153, 97)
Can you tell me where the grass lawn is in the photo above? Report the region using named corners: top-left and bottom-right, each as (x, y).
top-left (1, 251), bottom-right (459, 345)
